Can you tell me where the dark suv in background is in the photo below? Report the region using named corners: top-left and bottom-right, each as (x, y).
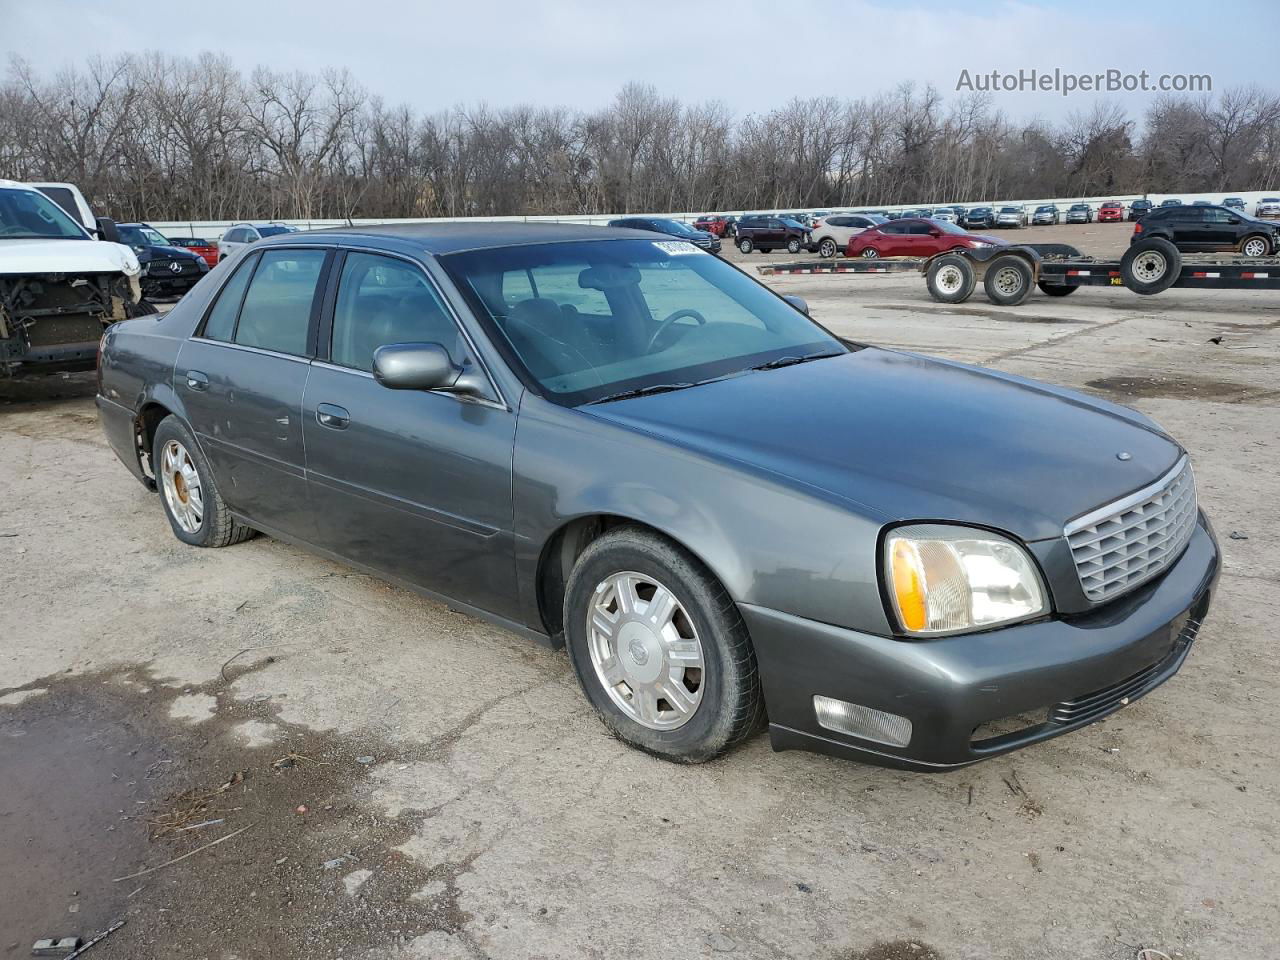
top-left (1129, 199), bottom-right (1154, 221)
top-left (116, 222), bottom-right (210, 298)
top-left (1133, 205), bottom-right (1279, 257)
top-left (606, 217), bottom-right (721, 253)
top-left (733, 216), bottom-right (813, 254)
top-left (963, 207), bottom-right (995, 229)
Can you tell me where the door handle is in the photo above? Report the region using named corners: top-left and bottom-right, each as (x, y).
top-left (316, 403), bottom-right (350, 430)
top-left (186, 370), bottom-right (209, 391)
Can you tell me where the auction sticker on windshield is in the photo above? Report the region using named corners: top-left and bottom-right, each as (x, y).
top-left (652, 240), bottom-right (702, 255)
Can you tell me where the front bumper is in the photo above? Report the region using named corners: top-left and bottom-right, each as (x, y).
top-left (742, 516), bottom-right (1219, 771)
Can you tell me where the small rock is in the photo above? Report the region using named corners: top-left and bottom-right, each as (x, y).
top-left (796, 882), bottom-right (812, 893)
top-left (356, 756), bottom-right (375, 765)
top-left (706, 933), bottom-right (737, 954)
top-left (295, 804), bottom-right (309, 815)
top-left (1228, 531), bottom-right (1248, 540)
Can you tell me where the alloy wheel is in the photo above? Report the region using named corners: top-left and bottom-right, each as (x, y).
top-left (587, 571), bottom-right (704, 730)
top-left (160, 439), bottom-right (204, 533)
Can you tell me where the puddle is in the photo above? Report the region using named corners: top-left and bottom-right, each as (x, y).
top-left (844, 941), bottom-right (944, 960)
top-left (0, 663), bottom-right (479, 958)
top-left (1086, 375), bottom-right (1274, 403)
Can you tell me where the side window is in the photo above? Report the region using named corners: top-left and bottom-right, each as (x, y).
top-left (201, 254), bottom-right (257, 341)
top-left (331, 253), bottom-right (465, 372)
top-left (881, 223), bottom-right (904, 235)
top-left (233, 248), bottom-right (326, 356)
top-left (224, 228), bottom-right (242, 243)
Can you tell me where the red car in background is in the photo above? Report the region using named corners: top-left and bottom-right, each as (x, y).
top-left (846, 218), bottom-right (1004, 258)
top-left (1098, 202), bottom-right (1125, 223)
top-left (693, 215), bottom-right (730, 237)
top-left (166, 236), bottom-right (219, 267)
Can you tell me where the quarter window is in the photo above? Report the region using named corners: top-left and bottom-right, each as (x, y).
top-left (330, 253), bottom-right (466, 371)
top-left (202, 253), bottom-right (257, 341)
top-left (233, 249), bottom-right (326, 356)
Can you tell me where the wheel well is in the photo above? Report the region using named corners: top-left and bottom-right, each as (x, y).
top-left (136, 401), bottom-right (173, 483)
top-left (535, 515), bottom-right (698, 642)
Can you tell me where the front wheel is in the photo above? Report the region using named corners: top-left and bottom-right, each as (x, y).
top-left (563, 527), bottom-right (763, 763)
top-left (737, 238), bottom-right (753, 254)
top-left (152, 416), bottom-right (255, 548)
top-left (1241, 234), bottom-right (1270, 258)
top-left (860, 247), bottom-right (880, 259)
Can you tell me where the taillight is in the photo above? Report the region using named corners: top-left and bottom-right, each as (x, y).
top-left (1134, 223), bottom-right (1143, 233)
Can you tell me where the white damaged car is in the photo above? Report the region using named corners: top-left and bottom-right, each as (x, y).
top-left (0, 180), bottom-right (151, 377)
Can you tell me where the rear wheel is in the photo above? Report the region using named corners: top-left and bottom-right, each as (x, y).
top-left (818, 238), bottom-right (838, 258)
top-left (563, 527), bottom-right (763, 763)
top-left (152, 416), bottom-right (255, 548)
top-left (737, 237), bottom-right (753, 254)
top-left (786, 237), bottom-right (802, 255)
top-left (983, 255), bottom-right (1034, 306)
top-left (926, 254), bottom-right (976, 304)
top-left (1241, 234), bottom-right (1270, 258)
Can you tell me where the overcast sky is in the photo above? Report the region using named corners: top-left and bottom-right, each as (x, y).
top-left (4, 0), bottom-right (1278, 122)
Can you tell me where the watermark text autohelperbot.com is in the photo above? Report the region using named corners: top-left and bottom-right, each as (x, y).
top-left (956, 68), bottom-right (1212, 97)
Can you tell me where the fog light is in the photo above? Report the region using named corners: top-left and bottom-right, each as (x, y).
top-left (813, 695), bottom-right (912, 748)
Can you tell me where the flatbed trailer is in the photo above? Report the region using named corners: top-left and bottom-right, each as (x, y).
top-left (757, 237), bottom-right (1280, 305)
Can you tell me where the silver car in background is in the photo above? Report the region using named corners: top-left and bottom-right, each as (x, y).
top-left (215, 221), bottom-right (301, 262)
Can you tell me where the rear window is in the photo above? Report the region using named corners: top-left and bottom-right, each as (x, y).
top-left (232, 249), bottom-right (326, 356)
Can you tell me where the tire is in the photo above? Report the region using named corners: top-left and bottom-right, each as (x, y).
top-left (786, 237), bottom-right (802, 255)
top-left (151, 416), bottom-right (255, 548)
top-left (1038, 281), bottom-right (1077, 297)
top-left (1120, 237), bottom-right (1181, 295)
top-left (759, 247), bottom-right (773, 253)
top-left (1240, 234), bottom-right (1270, 258)
top-left (126, 298), bottom-right (159, 318)
top-left (859, 247), bottom-right (879, 259)
top-left (737, 237), bottom-right (753, 254)
top-left (818, 237), bottom-right (839, 259)
top-left (926, 254), bottom-right (976, 304)
top-left (563, 526), bottom-right (763, 763)
top-left (983, 255), bottom-right (1034, 306)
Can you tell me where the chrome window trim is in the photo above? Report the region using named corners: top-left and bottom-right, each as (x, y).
top-left (187, 337), bottom-right (311, 364)
top-left (1063, 455), bottom-right (1190, 537)
top-left (308, 359), bottom-right (508, 412)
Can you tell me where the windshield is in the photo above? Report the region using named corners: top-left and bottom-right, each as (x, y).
top-left (999, 207), bottom-right (1019, 214)
top-left (0, 187), bottom-right (88, 240)
top-left (1036, 206), bottom-right (1053, 212)
top-left (258, 225), bottom-right (298, 237)
top-left (1071, 205), bottom-right (1088, 211)
top-left (441, 238), bottom-right (845, 406)
top-left (652, 219), bottom-right (698, 236)
top-left (119, 225), bottom-right (170, 247)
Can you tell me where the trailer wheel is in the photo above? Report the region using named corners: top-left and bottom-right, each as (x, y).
top-left (926, 255), bottom-right (976, 304)
top-left (983, 255), bottom-right (1034, 306)
top-left (1120, 238), bottom-right (1180, 295)
top-left (737, 238), bottom-right (753, 254)
top-left (1240, 234), bottom-right (1270, 258)
top-left (1037, 282), bottom-right (1077, 297)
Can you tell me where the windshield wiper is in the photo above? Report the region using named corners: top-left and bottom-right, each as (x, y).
top-left (747, 350), bottom-right (843, 372)
top-left (585, 381), bottom-right (702, 405)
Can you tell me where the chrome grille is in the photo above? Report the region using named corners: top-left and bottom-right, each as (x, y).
top-left (1065, 457), bottom-right (1197, 603)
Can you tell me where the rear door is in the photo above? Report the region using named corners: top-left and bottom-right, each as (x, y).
top-left (175, 246), bottom-right (330, 538)
top-left (301, 250), bottom-right (519, 619)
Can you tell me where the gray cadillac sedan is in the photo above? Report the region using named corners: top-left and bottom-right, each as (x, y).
top-left (97, 223), bottom-right (1219, 769)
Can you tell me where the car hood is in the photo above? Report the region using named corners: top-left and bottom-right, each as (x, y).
top-left (0, 238), bottom-right (141, 277)
top-left (584, 348), bottom-right (1181, 542)
top-left (968, 234), bottom-right (1004, 245)
top-left (134, 243), bottom-right (200, 261)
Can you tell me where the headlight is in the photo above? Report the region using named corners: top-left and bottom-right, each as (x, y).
top-left (884, 524), bottom-right (1047, 636)
top-left (969, 241), bottom-right (992, 248)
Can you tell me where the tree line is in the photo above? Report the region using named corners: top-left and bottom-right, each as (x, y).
top-left (3, 53), bottom-right (1279, 223)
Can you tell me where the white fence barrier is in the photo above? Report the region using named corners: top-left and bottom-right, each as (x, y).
top-left (152, 190), bottom-right (1280, 241)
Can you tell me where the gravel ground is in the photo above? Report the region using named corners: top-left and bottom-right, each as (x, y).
top-left (0, 248), bottom-right (1277, 960)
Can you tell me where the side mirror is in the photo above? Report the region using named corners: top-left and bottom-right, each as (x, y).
top-left (1228, 216), bottom-right (1241, 224)
top-left (782, 294), bottom-right (809, 315)
top-left (929, 227), bottom-right (942, 236)
top-left (372, 342), bottom-right (489, 398)
top-left (96, 217), bottom-right (120, 243)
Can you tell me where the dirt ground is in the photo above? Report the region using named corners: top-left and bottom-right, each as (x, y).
top-left (1, 245), bottom-right (1277, 959)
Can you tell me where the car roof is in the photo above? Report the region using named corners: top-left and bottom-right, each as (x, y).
top-left (296, 220), bottom-right (661, 254)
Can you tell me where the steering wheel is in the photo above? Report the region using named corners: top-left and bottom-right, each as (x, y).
top-left (646, 308), bottom-right (707, 353)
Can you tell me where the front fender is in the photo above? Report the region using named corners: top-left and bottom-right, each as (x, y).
top-left (511, 395), bottom-right (892, 637)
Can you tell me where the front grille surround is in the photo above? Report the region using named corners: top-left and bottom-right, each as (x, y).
top-left (1065, 456), bottom-right (1197, 604)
